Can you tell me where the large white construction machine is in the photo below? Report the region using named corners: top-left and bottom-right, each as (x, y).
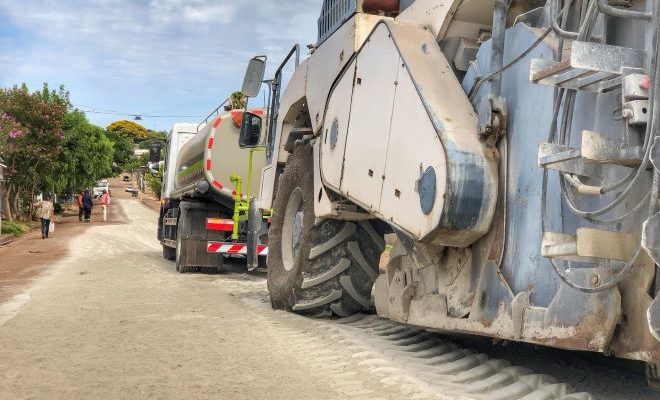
top-left (238, 0), bottom-right (660, 387)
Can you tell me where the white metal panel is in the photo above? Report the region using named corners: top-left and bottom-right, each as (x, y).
top-left (313, 139), bottom-right (335, 218)
top-left (257, 164), bottom-right (276, 210)
top-left (307, 15), bottom-right (357, 134)
top-left (340, 25), bottom-right (401, 211)
top-left (320, 59), bottom-right (357, 190)
top-left (396, 0), bottom-right (493, 41)
top-left (307, 13), bottom-right (385, 134)
top-left (396, 0), bottom-right (459, 39)
top-left (275, 59), bottom-right (309, 164)
top-left (380, 63), bottom-right (447, 238)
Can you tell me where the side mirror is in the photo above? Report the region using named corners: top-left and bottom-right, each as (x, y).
top-left (242, 57), bottom-right (266, 98)
top-left (149, 141), bottom-right (162, 163)
top-left (239, 112), bottom-right (263, 148)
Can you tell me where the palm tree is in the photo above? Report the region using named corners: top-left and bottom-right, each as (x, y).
top-left (230, 91), bottom-right (247, 110)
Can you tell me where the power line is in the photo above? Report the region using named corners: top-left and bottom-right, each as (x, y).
top-left (73, 104), bottom-right (204, 119)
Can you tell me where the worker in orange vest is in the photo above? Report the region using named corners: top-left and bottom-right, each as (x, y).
top-left (99, 190), bottom-right (111, 222)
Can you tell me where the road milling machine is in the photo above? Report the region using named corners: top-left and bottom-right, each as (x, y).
top-left (156, 102), bottom-right (269, 273)
top-left (237, 0), bottom-right (660, 386)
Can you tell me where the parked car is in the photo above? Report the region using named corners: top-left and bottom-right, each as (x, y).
top-left (93, 180), bottom-right (109, 198)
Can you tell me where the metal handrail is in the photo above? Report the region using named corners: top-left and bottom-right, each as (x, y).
top-left (266, 44), bottom-right (301, 160)
top-left (197, 97), bottom-right (230, 132)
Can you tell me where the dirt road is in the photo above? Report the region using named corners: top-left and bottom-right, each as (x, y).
top-left (0, 199), bottom-right (656, 399)
top-left (0, 199), bottom-right (424, 399)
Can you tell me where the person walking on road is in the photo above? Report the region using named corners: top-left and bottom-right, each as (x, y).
top-left (82, 190), bottom-right (93, 222)
top-left (36, 195), bottom-right (54, 239)
top-left (100, 190), bottom-right (111, 222)
top-left (77, 191), bottom-right (84, 222)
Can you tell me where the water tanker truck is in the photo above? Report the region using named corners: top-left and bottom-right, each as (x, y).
top-left (157, 103), bottom-right (269, 273)
top-left (236, 0), bottom-right (660, 388)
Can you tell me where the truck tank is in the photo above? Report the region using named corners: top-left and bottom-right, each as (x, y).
top-left (173, 109), bottom-right (267, 208)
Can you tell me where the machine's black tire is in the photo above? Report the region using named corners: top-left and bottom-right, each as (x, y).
top-left (175, 222), bottom-right (192, 274)
top-left (162, 245), bottom-right (176, 261)
top-left (267, 143), bottom-right (385, 317)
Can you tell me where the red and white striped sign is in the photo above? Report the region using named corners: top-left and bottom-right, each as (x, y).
top-left (206, 218), bottom-right (234, 232)
top-left (207, 242), bottom-right (268, 256)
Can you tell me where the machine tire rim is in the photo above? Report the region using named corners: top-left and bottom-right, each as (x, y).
top-left (282, 187), bottom-right (304, 272)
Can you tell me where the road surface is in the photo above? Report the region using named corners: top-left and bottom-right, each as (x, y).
top-left (0, 199), bottom-right (656, 399)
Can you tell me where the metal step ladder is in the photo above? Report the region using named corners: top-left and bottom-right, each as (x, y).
top-left (530, 41), bottom-right (646, 93)
top-left (531, 40), bottom-right (651, 264)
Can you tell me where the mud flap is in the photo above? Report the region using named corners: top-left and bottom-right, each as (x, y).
top-left (246, 198), bottom-right (261, 271)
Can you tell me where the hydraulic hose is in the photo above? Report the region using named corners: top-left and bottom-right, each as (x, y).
top-left (597, 0), bottom-right (652, 21)
top-left (552, 0), bottom-right (579, 39)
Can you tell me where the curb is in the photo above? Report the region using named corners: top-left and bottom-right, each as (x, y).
top-left (0, 235), bottom-right (15, 246)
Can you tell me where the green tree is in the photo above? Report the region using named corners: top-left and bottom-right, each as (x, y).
top-left (124, 153), bottom-right (148, 174)
top-left (105, 130), bottom-right (135, 174)
top-left (107, 120), bottom-right (149, 143)
top-left (50, 110), bottom-right (114, 194)
top-left (147, 129), bottom-right (168, 141)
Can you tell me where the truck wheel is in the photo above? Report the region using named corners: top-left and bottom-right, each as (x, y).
top-left (267, 143), bottom-right (385, 317)
top-left (162, 245), bottom-right (176, 261)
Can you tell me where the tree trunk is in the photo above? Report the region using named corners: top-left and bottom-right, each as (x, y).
top-left (11, 186), bottom-right (21, 220)
top-left (2, 185), bottom-right (15, 221)
top-left (1, 184), bottom-right (11, 222)
top-left (29, 186), bottom-right (35, 221)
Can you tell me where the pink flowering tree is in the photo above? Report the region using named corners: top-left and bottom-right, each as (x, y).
top-left (0, 84), bottom-right (67, 220)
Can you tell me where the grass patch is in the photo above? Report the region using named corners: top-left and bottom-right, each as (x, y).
top-left (1, 221), bottom-right (29, 237)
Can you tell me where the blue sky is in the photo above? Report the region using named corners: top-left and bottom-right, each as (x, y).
top-left (0, 0), bottom-right (323, 131)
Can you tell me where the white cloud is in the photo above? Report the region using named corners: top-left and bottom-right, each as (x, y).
top-left (0, 0), bottom-right (324, 130)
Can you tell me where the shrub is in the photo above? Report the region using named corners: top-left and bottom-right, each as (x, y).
top-left (146, 170), bottom-right (163, 200)
top-left (54, 203), bottom-right (64, 214)
top-left (1, 221), bottom-right (28, 236)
